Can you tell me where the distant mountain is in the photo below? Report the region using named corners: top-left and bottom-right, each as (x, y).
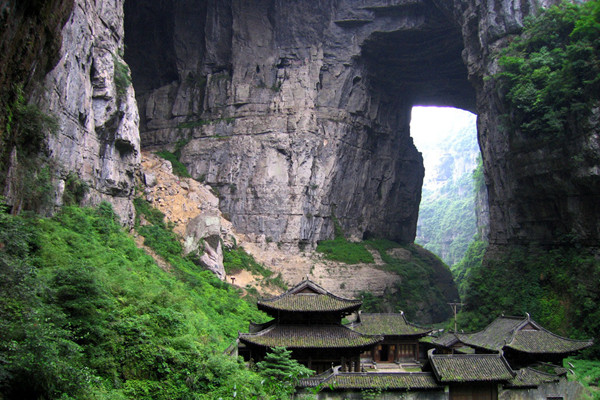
top-left (412, 108), bottom-right (479, 266)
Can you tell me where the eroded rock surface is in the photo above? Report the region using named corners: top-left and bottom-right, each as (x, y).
top-left (124, 0), bottom-right (479, 248)
top-left (124, 0), bottom-right (600, 253)
top-left (139, 152), bottom-right (235, 279)
top-left (0, 0), bottom-right (140, 223)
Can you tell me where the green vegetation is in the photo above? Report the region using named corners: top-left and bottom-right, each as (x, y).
top-left (316, 218), bottom-right (454, 321)
top-left (223, 246), bottom-right (271, 277)
top-left (458, 245), bottom-right (600, 357)
top-left (496, 0), bottom-right (600, 140)
top-left (155, 150), bottom-right (191, 178)
top-left (113, 56), bottom-right (131, 100)
top-left (565, 357), bottom-right (600, 399)
top-left (256, 347), bottom-right (313, 398)
top-left (417, 173), bottom-right (477, 266)
top-left (472, 155), bottom-right (485, 194)
top-left (62, 171), bottom-right (89, 206)
top-left (455, 0), bottom-right (600, 358)
top-left (1, 84), bottom-right (59, 213)
top-left (412, 107), bottom-right (479, 267)
top-left (134, 197), bottom-right (182, 260)
top-left (316, 216), bottom-right (374, 264)
top-left (315, 237), bottom-right (374, 264)
top-left (450, 238), bottom-right (487, 299)
top-left (223, 246), bottom-right (287, 291)
top-left (359, 240), bottom-right (454, 322)
top-left (0, 199), bottom-right (282, 399)
top-left (4, 84), bottom-right (58, 157)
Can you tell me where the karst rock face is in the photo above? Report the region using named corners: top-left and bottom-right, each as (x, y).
top-left (4, 0), bottom-right (599, 252)
top-left (124, 0), bottom-right (477, 247)
top-left (450, 0), bottom-right (600, 250)
top-left (1, 0), bottom-right (140, 224)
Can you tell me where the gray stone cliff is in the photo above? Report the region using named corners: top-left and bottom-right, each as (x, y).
top-left (1, 0), bottom-right (139, 224)
top-left (124, 0), bottom-right (477, 247)
top-left (3, 0), bottom-right (598, 254)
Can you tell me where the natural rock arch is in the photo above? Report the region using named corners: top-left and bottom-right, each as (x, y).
top-left (123, 0), bottom-right (479, 247)
top-left (125, 0), bottom-right (600, 251)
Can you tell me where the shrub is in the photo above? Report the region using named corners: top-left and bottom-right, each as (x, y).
top-left (316, 217), bottom-right (374, 264)
top-left (154, 151), bottom-right (191, 178)
top-left (223, 246), bottom-right (273, 277)
top-left (62, 171), bottom-right (89, 206)
top-left (496, 0), bottom-right (600, 140)
top-left (0, 202), bottom-right (270, 398)
top-left (113, 56), bottom-right (131, 100)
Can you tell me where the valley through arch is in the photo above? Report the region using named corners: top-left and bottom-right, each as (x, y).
top-left (412, 106), bottom-right (481, 267)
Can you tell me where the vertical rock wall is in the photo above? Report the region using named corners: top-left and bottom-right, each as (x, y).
top-left (36, 0), bottom-right (140, 223)
top-left (445, 0), bottom-right (600, 249)
top-left (0, 0), bottom-right (139, 223)
top-left (5, 0), bottom-right (596, 254)
top-left (125, 0), bottom-right (475, 247)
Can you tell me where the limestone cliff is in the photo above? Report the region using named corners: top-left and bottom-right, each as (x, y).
top-left (0, 0), bottom-right (139, 224)
top-left (442, 0), bottom-right (600, 251)
top-left (3, 0), bottom-right (599, 272)
top-left (124, 0), bottom-right (477, 248)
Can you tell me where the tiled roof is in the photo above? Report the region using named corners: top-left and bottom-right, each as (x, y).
top-left (428, 350), bottom-right (515, 383)
top-left (248, 320), bottom-right (275, 333)
top-left (422, 333), bottom-right (474, 354)
top-left (298, 371), bottom-right (442, 390)
top-left (456, 315), bottom-right (593, 354)
top-left (239, 324), bottom-right (382, 349)
top-left (258, 280), bottom-right (362, 313)
top-left (505, 367), bottom-right (561, 388)
top-left (508, 330), bottom-right (594, 354)
top-left (457, 316), bottom-right (523, 351)
top-left (350, 313), bottom-right (431, 336)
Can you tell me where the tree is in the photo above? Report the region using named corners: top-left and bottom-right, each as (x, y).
top-left (256, 347), bottom-right (313, 399)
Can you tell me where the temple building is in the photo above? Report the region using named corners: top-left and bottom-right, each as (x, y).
top-left (454, 314), bottom-right (594, 368)
top-left (238, 280), bottom-right (594, 399)
top-left (349, 312), bottom-right (431, 363)
top-left (238, 279), bottom-right (382, 373)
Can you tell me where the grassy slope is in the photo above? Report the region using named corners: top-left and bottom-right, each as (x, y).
top-left (316, 236), bottom-right (457, 323)
top-left (0, 202), bottom-right (269, 399)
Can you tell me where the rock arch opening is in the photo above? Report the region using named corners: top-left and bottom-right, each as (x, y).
top-left (123, 0), bottom-right (480, 247)
top-left (411, 106), bottom-right (480, 266)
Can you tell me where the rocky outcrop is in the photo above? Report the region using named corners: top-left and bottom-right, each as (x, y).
top-left (124, 0), bottom-right (477, 248)
top-left (125, 0), bottom-right (600, 254)
top-left (139, 152), bottom-right (235, 279)
top-left (4, 0), bottom-right (598, 263)
top-left (38, 0), bottom-right (140, 224)
top-left (444, 0), bottom-right (600, 249)
top-left (0, 0), bottom-right (139, 224)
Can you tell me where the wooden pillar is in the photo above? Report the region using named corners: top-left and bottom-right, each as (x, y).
top-left (415, 341), bottom-right (420, 361)
top-left (355, 356), bottom-right (360, 372)
top-left (394, 343), bottom-right (400, 362)
top-left (341, 356), bottom-right (347, 372)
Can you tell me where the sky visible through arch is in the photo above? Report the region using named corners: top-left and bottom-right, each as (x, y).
top-left (410, 106), bottom-right (479, 266)
top-left (410, 106), bottom-right (477, 185)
